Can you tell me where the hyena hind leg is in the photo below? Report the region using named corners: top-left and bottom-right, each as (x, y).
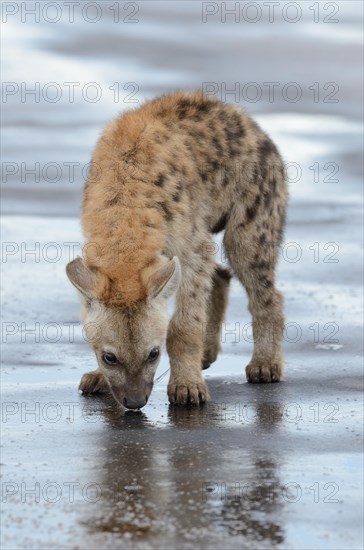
top-left (224, 221), bottom-right (285, 383)
top-left (202, 265), bottom-right (231, 370)
top-left (79, 369), bottom-right (109, 395)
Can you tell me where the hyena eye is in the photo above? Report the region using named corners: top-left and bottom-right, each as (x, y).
top-left (148, 347), bottom-right (160, 362)
top-left (102, 352), bottom-right (118, 365)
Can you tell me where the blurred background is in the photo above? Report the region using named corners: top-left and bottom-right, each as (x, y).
top-left (1, 2), bottom-right (363, 549)
top-left (2, 0), bottom-right (363, 216)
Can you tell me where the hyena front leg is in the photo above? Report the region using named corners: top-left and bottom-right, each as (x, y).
top-left (224, 218), bottom-right (285, 383)
top-left (202, 265), bottom-right (231, 370)
top-left (167, 254), bottom-right (215, 405)
top-left (79, 369), bottom-right (109, 395)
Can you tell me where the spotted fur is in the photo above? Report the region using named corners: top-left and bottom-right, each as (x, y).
top-left (67, 91), bottom-right (288, 408)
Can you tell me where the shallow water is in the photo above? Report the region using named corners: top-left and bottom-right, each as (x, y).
top-left (1, 1), bottom-right (363, 548)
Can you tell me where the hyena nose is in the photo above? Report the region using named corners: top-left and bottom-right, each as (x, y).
top-left (123, 396), bottom-right (148, 410)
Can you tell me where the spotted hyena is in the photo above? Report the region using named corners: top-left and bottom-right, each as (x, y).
top-left (66, 91), bottom-right (288, 409)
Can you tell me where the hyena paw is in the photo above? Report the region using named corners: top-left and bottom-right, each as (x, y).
top-left (246, 360), bottom-right (283, 383)
top-left (168, 377), bottom-right (210, 405)
top-left (79, 370), bottom-right (109, 395)
top-left (202, 342), bottom-right (221, 370)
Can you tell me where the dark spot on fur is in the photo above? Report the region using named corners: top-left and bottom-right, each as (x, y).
top-left (199, 163), bottom-right (210, 182)
top-left (237, 122), bottom-right (245, 139)
top-left (185, 141), bottom-right (197, 162)
top-left (272, 177), bottom-right (277, 194)
top-left (191, 291), bottom-right (197, 299)
top-left (251, 261), bottom-right (270, 271)
top-left (158, 201), bottom-right (173, 222)
top-left (191, 104), bottom-right (213, 122)
top-left (264, 297), bottom-right (273, 307)
top-left (259, 276), bottom-right (273, 288)
top-left (212, 136), bottom-right (224, 157)
top-left (223, 119), bottom-right (245, 157)
top-left (105, 195), bottom-right (119, 207)
top-left (222, 171), bottom-right (230, 187)
top-left (176, 99), bottom-right (191, 120)
top-left (209, 159), bottom-right (219, 172)
top-left (246, 195), bottom-right (261, 222)
top-left (155, 173), bottom-right (166, 187)
top-left (194, 129), bottom-right (206, 141)
top-left (258, 138), bottom-right (279, 182)
top-left (260, 137), bottom-right (278, 158)
top-left (277, 209), bottom-right (287, 243)
top-left (259, 233), bottom-right (267, 245)
top-left (264, 190), bottom-right (273, 208)
top-left (217, 110), bottom-right (228, 126)
top-left (225, 127), bottom-right (235, 147)
top-left (211, 211), bottom-right (229, 233)
top-left (176, 97), bottom-right (213, 121)
top-left (196, 100), bottom-right (212, 114)
top-left (172, 182), bottom-right (183, 202)
top-left (229, 117), bottom-right (246, 140)
top-left (169, 163), bottom-right (177, 175)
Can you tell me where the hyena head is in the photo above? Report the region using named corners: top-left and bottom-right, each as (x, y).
top-left (66, 256), bottom-right (181, 409)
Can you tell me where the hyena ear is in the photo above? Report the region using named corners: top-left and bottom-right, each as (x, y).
top-left (147, 256), bottom-right (181, 301)
top-left (66, 256), bottom-right (100, 301)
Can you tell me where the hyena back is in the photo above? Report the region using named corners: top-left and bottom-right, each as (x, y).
top-left (66, 91), bottom-right (288, 409)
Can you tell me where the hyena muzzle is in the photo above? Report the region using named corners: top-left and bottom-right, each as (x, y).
top-left (66, 91), bottom-right (288, 409)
